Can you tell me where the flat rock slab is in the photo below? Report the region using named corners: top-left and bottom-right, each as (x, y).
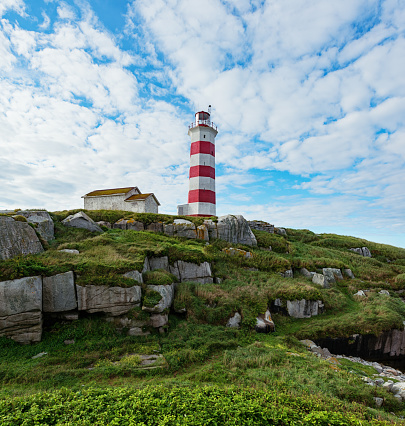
top-left (175, 260), bottom-right (213, 284)
top-left (286, 299), bottom-right (321, 318)
top-left (0, 217), bottom-right (44, 260)
top-left (18, 211), bottom-right (55, 241)
top-left (77, 285), bottom-right (141, 316)
top-left (0, 311), bottom-right (42, 344)
top-left (43, 271), bottom-right (77, 313)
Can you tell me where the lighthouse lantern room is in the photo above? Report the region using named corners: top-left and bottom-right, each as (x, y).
top-left (178, 107), bottom-right (218, 217)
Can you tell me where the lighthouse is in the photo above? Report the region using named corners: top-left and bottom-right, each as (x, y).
top-left (178, 107), bottom-right (218, 217)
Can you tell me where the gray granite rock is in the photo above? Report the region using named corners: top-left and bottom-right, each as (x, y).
top-left (255, 309), bottom-right (275, 333)
top-left (196, 224), bottom-right (209, 241)
top-left (217, 215), bottom-right (257, 246)
top-left (176, 260), bottom-right (213, 284)
top-left (149, 256), bottom-right (170, 271)
top-left (275, 227), bottom-right (287, 237)
top-left (76, 284), bottom-right (141, 316)
top-left (312, 273), bottom-right (328, 288)
top-left (0, 276), bottom-right (43, 343)
top-left (226, 312), bottom-right (241, 328)
top-left (344, 268), bottom-right (355, 279)
top-left (0, 217), bottom-right (44, 260)
top-left (123, 270), bottom-right (143, 284)
top-left (350, 247), bottom-right (372, 257)
top-left (96, 221), bottom-right (112, 229)
top-left (142, 284), bottom-right (175, 313)
top-left (18, 211), bottom-right (55, 241)
top-left (58, 249), bottom-right (80, 254)
top-left (322, 268), bottom-right (343, 285)
top-left (286, 299), bottom-right (321, 318)
top-left (43, 271), bottom-right (77, 313)
top-left (204, 219), bottom-right (218, 240)
top-left (62, 211), bottom-right (102, 233)
top-left (299, 268), bottom-right (312, 278)
top-left (150, 313), bottom-right (169, 328)
top-left (146, 222), bottom-right (163, 233)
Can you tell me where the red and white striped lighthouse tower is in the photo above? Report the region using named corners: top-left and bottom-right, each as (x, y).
top-left (178, 107), bottom-right (218, 217)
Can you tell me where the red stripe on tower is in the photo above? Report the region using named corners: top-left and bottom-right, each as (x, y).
top-left (189, 165), bottom-right (215, 179)
top-left (190, 141), bottom-right (215, 156)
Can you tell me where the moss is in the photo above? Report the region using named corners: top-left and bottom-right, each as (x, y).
top-left (143, 288), bottom-right (163, 307)
top-left (12, 215), bottom-right (28, 222)
top-left (143, 270), bottom-right (177, 286)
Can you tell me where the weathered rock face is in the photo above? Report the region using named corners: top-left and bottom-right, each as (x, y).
top-left (142, 284), bottom-right (175, 313)
top-left (275, 227), bottom-right (287, 237)
top-left (76, 285), bottom-right (141, 316)
top-left (255, 309), bottom-right (275, 333)
top-left (204, 219), bottom-right (218, 240)
top-left (18, 211), bottom-right (55, 241)
top-left (0, 217), bottom-right (44, 260)
top-left (312, 273), bottom-right (327, 288)
top-left (174, 260), bottom-right (213, 284)
top-left (322, 268), bottom-right (343, 284)
top-left (272, 299), bottom-right (323, 318)
top-left (0, 276), bottom-right (42, 343)
top-left (248, 221), bottom-right (274, 234)
top-left (62, 211), bottom-right (103, 233)
top-left (164, 219), bottom-right (197, 239)
top-left (217, 215), bottom-right (257, 246)
top-left (344, 268), bottom-right (355, 279)
top-left (227, 312), bottom-right (241, 328)
top-left (113, 219), bottom-right (144, 231)
top-left (222, 247), bottom-right (253, 259)
top-left (43, 272), bottom-right (77, 313)
top-left (196, 224), bottom-right (209, 241)
top-left (123, 270), bottom-right (143, 284)
top-left (350, 247), bottom-right (372, 257)
top-left (316, 327), bottom-right (405, 363)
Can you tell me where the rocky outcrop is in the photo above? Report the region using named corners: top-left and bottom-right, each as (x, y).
top-left (123, 270), bottom-right (143, 284)
top-left (247, 220), bottom-right (274, 234)
top-left (62, 211), bottom-right (103, 233)
top-left (222, 247), bottom-right (253, 259)
top-left (350, 247), bottom-right (372, 257)
top-left (18, 211), bottom-right (55, 241)
top-left (113, 219), bottom-right (144, 231)
top-left (0, 276), bottom-right (42, 344)
top-left (0, 217), bottom-right (44, 260)
top-left (217, 215), bottom-right (257, 246)
top-left (43, 272), bottom-right (77, 313)
top-left (272, 299), bottom-right (323, 318)
top-left (76, 284), bottom-right (141, 316)
top-left (255, 309), bottom-right (275, 333)
top-left (312, 268), bottom-right (343, 288)
top-left (164, 219), bottom-right (197, 239)
top-left (275, 227), bottom-right (287, 237)
top-left (142, 284), bottom-right (175, 313)
top-left (227, 312), bottom-right (242, 328)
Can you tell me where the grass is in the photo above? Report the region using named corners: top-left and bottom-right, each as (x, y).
top-left (2, 212), bottom-right (405, 423)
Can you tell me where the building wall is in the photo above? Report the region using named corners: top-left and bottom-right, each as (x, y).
top-left (84, 195), bottom-right (158, 213)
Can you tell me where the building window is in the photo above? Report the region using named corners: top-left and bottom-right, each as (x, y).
top-left (203, 134), bottom-right (206, 138)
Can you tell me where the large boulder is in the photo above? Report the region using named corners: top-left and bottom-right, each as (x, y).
top-left (0, 276), bottom-right (42, 343)
top-left (142, 284), bottom-right (175, 313)
top-left (164, 219), bottom-right (197, 239)
top-left (62, 211), bottom-right (102, 233)
top-left (76, 284), bottom-right (141, 316)
top-left (43, 272), bottom-right (77, 313)
top-left (18, 211), bottom-right (54, 241)
top-left (217, 215), bottom-right (257, 246)
top-left (173, 260), bottom-right (213, 284)
top-left (312, 273), bottom-right (328, 288)
top-left (322, 268), bottom-right (343, 285)
top-left (0, 217), bottom-right (44, 260)
top-left (350, 247), bottom-right (372, 257)
top-left (286, 299), bottom-right (322, 318)
top-left (204, 219), bottom-right (218, 239)
top-left (123, 270), bottom-right (143, 284)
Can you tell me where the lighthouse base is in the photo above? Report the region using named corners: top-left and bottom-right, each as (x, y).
top-left (177, 202), bottom-right (216, 217)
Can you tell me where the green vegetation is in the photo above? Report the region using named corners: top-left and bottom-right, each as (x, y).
top-left (2, 212), bottom-right (405, 423)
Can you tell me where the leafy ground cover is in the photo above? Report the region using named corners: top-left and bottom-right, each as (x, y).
top-left (2, 212), bottom-right (405, 423)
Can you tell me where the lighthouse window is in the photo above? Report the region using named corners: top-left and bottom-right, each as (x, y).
top-left (203, 134), bottom-right (206, 138)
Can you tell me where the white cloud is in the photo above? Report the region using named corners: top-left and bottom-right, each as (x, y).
top-left (0, 0), bottom-right (25, 18)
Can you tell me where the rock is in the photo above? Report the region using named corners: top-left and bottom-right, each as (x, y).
top-left (0, 276), bottom-right (43, 343)
top-left (96, 221), bottom-right (112, 229)
top-left (283, 269), bottom-right (293, 278)
top-left (149, 256), bottom-right (170, 271)
top-left (350, 247), bottom-right (372, 257)
top-left (255, 309), bottom-right (275, 333)
top-left (394, 394), bottom-right (403, 403)
top-left (227, 312), bottom-right (242, 328)
top-left (62, 211), bottom-right (102, 233)
top-left (123, 270), bottom-right (143, 284)
top-left (322, 268), bottom-right (343, 285)
top-left (383, 381), bottom-right (393, 391)
top-left (312, 273), bottom-right (328, 288)
top-left (344, 268), bottom-right (355, 279)
top-left (247, 221), bottom-right (274, 234)
top-left (286, 299), bottom-right (321, 318)
top-left (0, 217), bottom-right (44, 260)
top-left (374, 378), bottom-right (385, 387)
top-left (126, 219), bottom-right (144, 231)
top-left (217, 215), bottom-right (257, 246)
top-left (128, 327), bottom-right (150, 336)
top-left (175, 260), bottom-right (213, 284)
top-left (18, 211), bottom-right (55, 241)
top-left (299, 268), bottom-right (312, 278)
top-left (222, 247), bottom-right (253, 259)
top-left (391, 382), bottom-right (405, 399)
top-left (196, 224), bottom-right (209, 241)
top-left (379, 290), bottom-right (390, 296)
top-left (300, 339), bottom-right (318, 349)
top-left (32, 352), bottom-right (47, 359)
top-left (150, 313), bottom-right (169, 328)
top-left (43, 271), bottom-right (77, 313)
top-left (354, 290), bottom-right (366, 297)
top-left (275, 227), bottom-right (287, 237)
top-left (142, 284), bottom-right (175, 313)
top-left (113, 219), bottom-right (127, 230)
top-left (58, 249), bottom-right (80, 254)
top-left (172, 219), bottom-right (197, 239)
top-left (373, 397), bottom-right (383, 408)
top-left (76, 284), bottom-right (141, 316)
top-left (146, 222), bottom-right (163, 233)
top-left (64, 339), bottom-right (75, 345)
top-left (204, 219), bottom-right (218, 239)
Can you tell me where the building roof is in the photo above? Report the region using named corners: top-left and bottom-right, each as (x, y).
top-left (125, 193), bottom-right (161, 205)
top-left (84, 187), bottom-right (139, 197)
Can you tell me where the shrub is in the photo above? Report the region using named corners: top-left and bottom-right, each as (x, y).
top-left (143, 269), bottom-right (177, 285)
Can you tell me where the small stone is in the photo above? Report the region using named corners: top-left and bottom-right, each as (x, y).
top-left (379, 290), bottom-right (390, 296)
top-left (375, 378), bottom-right (385, 386)
top-left (227, 312), bottom-right (242, 328)
top-left (373, 397), bottom-right (383, 408)
top-left (64, 339), bottom-right (75, 345)
top-left (354, 290), bottom-right (366, 297)
top-left (32, 352), bottom-right (47, 359)
top-left (58, 249), bottom-right (80, 254)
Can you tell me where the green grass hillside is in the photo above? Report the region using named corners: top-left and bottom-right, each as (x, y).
top-left (1, 210), bottom-right (405, 425)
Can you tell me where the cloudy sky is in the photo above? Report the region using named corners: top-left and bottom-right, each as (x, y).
top-left (1, 0), bottom-right (404, 247)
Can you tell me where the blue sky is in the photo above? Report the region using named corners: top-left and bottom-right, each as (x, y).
top-left (0, 0), bottom-right (405, 248)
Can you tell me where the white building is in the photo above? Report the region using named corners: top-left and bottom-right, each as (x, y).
top-left (82, 187), bottom-right (160, 213)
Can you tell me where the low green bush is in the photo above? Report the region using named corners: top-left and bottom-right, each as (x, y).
top-left (143, 269), bottom-right (177, 285)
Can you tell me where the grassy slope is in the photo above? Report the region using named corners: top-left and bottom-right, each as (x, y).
top-left (2, 211), bottom-right (405, 424)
